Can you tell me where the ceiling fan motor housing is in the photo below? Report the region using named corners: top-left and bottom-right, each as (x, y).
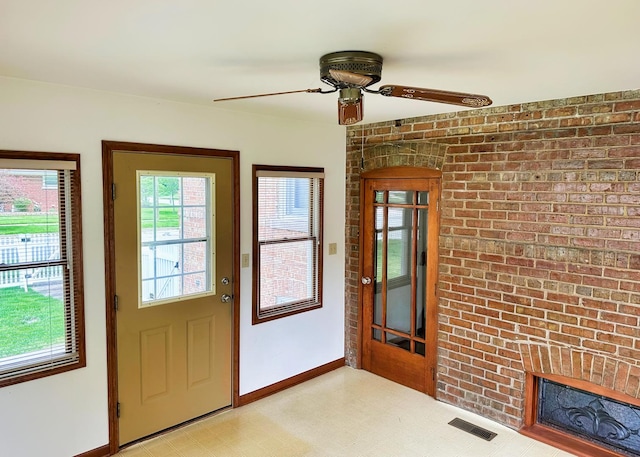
top-left (320, 51), bottom-right (383, 88)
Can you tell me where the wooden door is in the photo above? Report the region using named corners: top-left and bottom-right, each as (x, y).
top-left (113, 151), bottom-right (234, 445)
top-left (360, 171), bottom-right (440, 395)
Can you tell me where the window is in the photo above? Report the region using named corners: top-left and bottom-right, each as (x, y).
top-left (138, 172), bottom-right (215, 307)
top-left (252, 165), bottom-right (324, 323)
top-left (0, 151), bottom-right (85, 387)
top-left (42, 171), bottom-right (58, 189)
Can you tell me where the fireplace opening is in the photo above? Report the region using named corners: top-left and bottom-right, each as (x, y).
top-left (539, 378), bottom-right (640, 456)
top-left (523, 374), bottom-right (640, 457)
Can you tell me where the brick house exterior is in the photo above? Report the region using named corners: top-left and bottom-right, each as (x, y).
top-left (0, 172), bottom-right (59, 212)
top-left (181, 176), bottom-right (208, 295)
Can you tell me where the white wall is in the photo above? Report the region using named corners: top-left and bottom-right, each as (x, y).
top-left (0, 77), bottom-right (346, 457)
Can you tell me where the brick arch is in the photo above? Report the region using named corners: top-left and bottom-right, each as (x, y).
top-left (344, 137), bottom-right (446, 366)
top-left (519, 342), bottom-right (640, 399)
top-left (358, 141), bottom-right (447, 171)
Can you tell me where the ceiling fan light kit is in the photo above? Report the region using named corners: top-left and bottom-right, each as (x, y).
top-left (214, 50), bottom-right (493, 125)
top-left (338, 87), bottom-right (363, 125)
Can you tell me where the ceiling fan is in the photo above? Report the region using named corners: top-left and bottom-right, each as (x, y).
top-left (213, 51), bottom-right (493, 126)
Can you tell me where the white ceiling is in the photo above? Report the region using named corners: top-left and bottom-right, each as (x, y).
top-left (1, 0), bottom-right (639, 125)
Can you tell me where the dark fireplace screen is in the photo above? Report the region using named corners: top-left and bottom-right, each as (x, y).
top-left (538, 378), bottom-right (640, 456)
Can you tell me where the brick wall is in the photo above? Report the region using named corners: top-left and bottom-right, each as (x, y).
top-left (345, 90), bottom-right (640, 429)
top-left (182, 177), bottom-right (207, 294)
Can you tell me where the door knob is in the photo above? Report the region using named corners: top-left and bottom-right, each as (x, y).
top-left (220, 294), bottom-right (233, 303)
top-left (361, 276), bottom-right (372, 285)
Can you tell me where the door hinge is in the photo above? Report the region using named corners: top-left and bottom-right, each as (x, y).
top-left (111, 183), bottom-right (116, 200)
top-left (114, 294), bottom-right (119, 311)
top-left (116, 402), bottom-right (121, 418)
top-left (431, 367), bottom-right (436, 382)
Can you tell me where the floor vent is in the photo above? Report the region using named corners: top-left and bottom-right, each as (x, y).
top-left (448, 418), bottom-right (497, 441)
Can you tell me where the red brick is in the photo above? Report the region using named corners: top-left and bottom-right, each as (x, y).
top-left (594, 113), bottom-right (633, 124)
top-left (614, 100), bottom-right (640, 111)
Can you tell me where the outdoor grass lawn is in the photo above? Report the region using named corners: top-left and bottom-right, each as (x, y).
top-left (377, 238), bottom-right (406, 278)
top-left (0, 214), bottom-right (59, 235)
top-left (140, 207), bottom-right (181, 229)
top-left (0, 287), bottom-right (64, 358)
top-left (0, 208), bottom-right (180, 235)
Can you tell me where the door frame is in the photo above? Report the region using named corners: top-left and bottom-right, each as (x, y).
top-left (358, 166), bottom-right (441, 396)
top-left (102, 141), bottom-right (241, 454)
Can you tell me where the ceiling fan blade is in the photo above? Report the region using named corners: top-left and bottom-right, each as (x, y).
top-left (328, 69), bottom-right (373, 87)
top-left (379, 85), bottom-right (492, 108)
top-left (214, 88), bottom-right (322, 102)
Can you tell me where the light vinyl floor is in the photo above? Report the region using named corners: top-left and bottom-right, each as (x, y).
top-left (116, 367), bottom-right (573, 457)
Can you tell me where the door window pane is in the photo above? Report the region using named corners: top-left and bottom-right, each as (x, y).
top-left (389, 190), bottom-right (414, 204)
top-left (387, 207), bottom-right (412, 280)
top-left (386, 332), bottom-right (410, 352)
top-left (386, 208), bottom-right (412, 334)
top-left (138, 172), bottom-right (214, 307)
top-left (369, 186), bottom-right (431, 358)
top-left (416, 208), bottom-right (428, 339)
top-left (374, 230), bottom-right (383, 326)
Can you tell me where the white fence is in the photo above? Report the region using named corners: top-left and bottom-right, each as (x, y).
top-left (0, 233), bottom-right (62, 290)
top-left (141, 244), bottom-right (181, 301)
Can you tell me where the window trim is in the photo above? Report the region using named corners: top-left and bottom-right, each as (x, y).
top-left (0, 150), bottom-right (85, 388)
top-left (252, 164), bottom-right (324, 324)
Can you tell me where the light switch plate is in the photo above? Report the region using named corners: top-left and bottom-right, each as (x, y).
top-left (328, 243), bottom-right (337, 255)
top-left (241, 253), bottom-right (250, 268)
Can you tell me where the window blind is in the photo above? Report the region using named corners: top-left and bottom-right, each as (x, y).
top-left (252, 165), bottom-right (324, 322)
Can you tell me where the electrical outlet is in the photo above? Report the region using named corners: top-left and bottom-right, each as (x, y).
top-left (241, 253), bottom-right (250, 268)
top-left (328, 243), bottom-right (337, 255)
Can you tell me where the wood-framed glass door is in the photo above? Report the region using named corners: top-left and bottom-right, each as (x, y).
top-left (360, 168), bottom-right (440, 395)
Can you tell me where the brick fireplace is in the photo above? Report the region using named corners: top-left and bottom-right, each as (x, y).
top-left (520, 343), bottom-right (640, 456)
top-left (344, 90), bottom-right (640, 451)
